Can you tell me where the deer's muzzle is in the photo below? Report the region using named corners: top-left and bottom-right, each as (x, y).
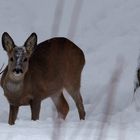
top-left (13, 68), bottom-right (23, 74)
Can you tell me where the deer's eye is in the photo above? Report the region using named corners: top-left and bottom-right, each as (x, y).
top-left (10, 57), bottom-right (14, 62)
top-left (23, 58), bottom-right (27, 62)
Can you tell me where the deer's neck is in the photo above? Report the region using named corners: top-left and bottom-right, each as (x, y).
top-left (4, 74), bottom-right (24, 95)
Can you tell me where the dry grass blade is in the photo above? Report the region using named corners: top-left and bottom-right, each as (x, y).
top-left (97, 56), bottom-right (125, 140)
top-left (51, 1), bottom-right (84, 140)
top-left (67, 0), bottom-right (84, 39)
top-left (0, 63), bottom-right (5, 74)
top-left (51, 109), bottom-right (63, 140)
top-left (51, 0), bottom-right (65, 36)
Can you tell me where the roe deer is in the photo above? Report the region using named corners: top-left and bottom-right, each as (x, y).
top-left (0, 32), bottom-right (86, 125)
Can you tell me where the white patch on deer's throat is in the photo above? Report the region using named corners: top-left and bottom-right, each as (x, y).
top-left (6, 81), bottom-right (22, 93)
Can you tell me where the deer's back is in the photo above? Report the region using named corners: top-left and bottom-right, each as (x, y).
top-left (27, 37), bottom-right (85, 97)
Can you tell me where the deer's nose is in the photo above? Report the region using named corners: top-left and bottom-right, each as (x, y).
top-left (13, 68), bottom-right (23, 74)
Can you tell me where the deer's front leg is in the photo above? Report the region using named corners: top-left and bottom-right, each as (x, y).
top-left (30, 99), bottom-right (41, 121)
top-left (8, 105), bottom-right (19, 125)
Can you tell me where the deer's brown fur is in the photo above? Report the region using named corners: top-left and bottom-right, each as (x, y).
top-left (1, 32), bottom-right (85, 125)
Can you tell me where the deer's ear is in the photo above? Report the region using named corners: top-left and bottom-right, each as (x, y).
top-left (24, 33), bottom-right (37, 55)
top-left (2, 32), bottom-right (15, 53)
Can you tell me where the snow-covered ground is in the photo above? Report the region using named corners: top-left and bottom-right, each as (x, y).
top-left (0, 0), bottom-right (140, 139)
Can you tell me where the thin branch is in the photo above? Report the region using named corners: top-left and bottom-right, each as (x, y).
top-left (97, 56), bottom-right (125, 140)
top-left (67, 0), bottom-right (84, 39)
top-left (51, 0), bottom-right (65, 37)
top-left (0, 63), bottom-right (5, 74)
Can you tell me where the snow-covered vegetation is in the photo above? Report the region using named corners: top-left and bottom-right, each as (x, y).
top-left (0, 0), bottom-right (140, 139)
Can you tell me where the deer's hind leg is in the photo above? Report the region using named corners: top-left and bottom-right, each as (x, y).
top-left (65, 76), bottom-right (86, 120)
top-left (51, 92), bottom-right (69, 119)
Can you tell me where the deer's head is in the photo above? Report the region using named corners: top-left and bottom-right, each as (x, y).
top-left (2, 32), bottom-right (37, 81)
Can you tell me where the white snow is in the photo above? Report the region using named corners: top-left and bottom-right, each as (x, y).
top-left (0, 0), bottom-right (140, 139)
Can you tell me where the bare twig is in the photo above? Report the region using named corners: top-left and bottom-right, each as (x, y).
top-left (67, 0), bottom-right (84, 39)
top-left (51, 1), bottom-right (84, 140)
top-left (51, 108), bottom-right (62, 140)
top-left (97, 56), bottom-right (125, 140)
top-left (0, 63), bottom-right (5, 74)
top-left (51, 0), bottom-right (65, 37)
top-left (51, 0), bottom-right (66, 139)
